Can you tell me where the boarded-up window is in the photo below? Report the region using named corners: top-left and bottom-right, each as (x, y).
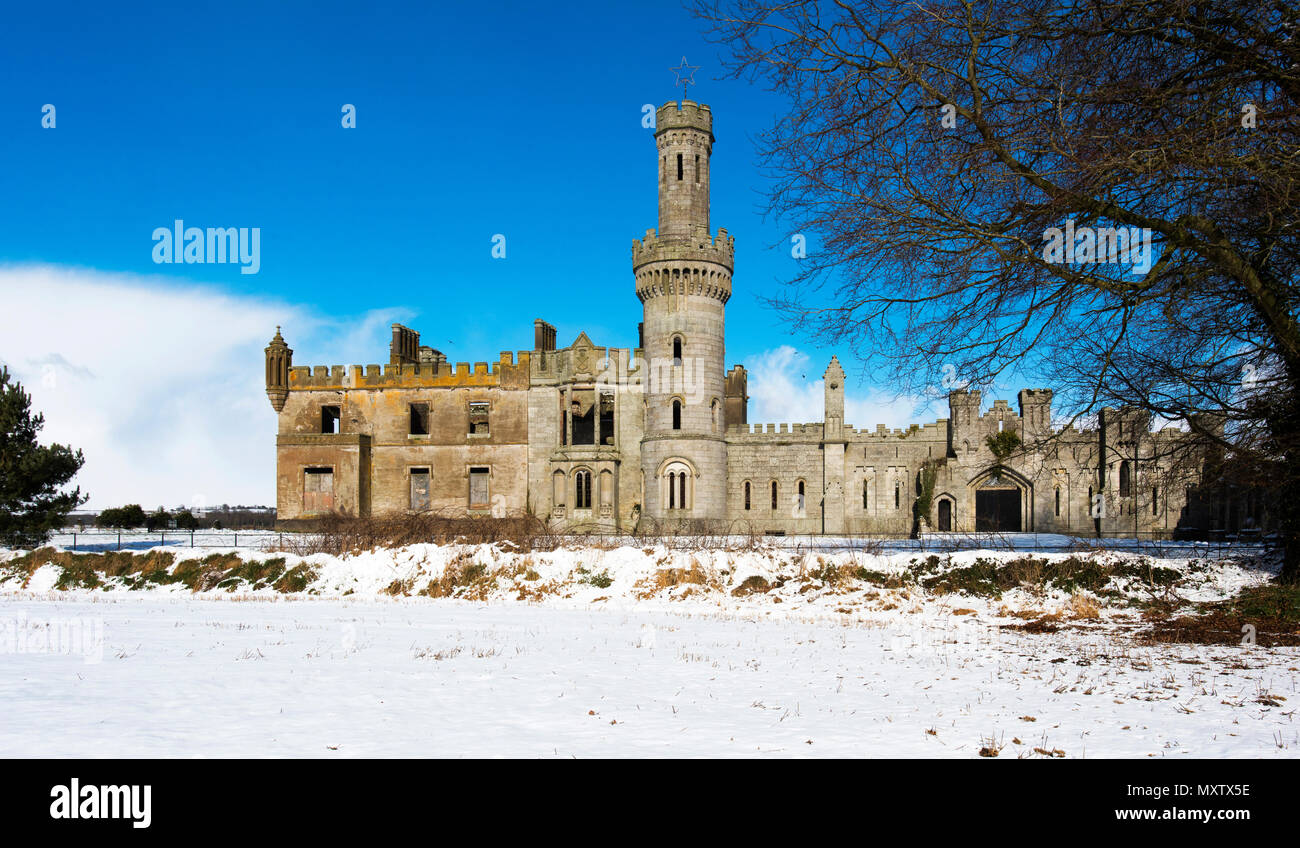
top-left (321, 406), bottom-right (340, 434)
top-left (303, 467), bottom-right (334, 513)
top-left (468, 402), bottom-right (490, 435)
top-left (409, 403), bottom-right (430, 435)
top-left (600, 470), bottom-right (613, 506)
top-left (469, 467), bottom-right (490, 509)
top-left (410, 468), bottom-right (430, 511)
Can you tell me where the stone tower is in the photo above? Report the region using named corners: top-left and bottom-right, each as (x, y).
top-left (633, 100), bottom-right (734, 525)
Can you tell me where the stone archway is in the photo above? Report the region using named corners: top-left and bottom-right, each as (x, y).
top-left (971, 468), bottom-right (1031, 532)
top-left (937, 497), bottom-right (953, 532)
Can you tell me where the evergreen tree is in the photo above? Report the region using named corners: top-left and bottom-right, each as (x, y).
top-left (0, 367), bottom-right (86, 546)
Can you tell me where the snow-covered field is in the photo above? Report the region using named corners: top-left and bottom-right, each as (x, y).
top-left (1, 542), bottom-right (1297, 757)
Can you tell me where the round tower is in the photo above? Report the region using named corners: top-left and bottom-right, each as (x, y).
top-left (633, 100), bottom-right (733, 527)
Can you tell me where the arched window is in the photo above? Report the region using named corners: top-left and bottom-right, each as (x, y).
top-left (797, 480), bottom-right (806, 512)
top-left (1118, 461), bottom-right (1131, 498)
top-left (862, 480), bottom-right (869, 509)
top-left (894, 483), bottom-right (901, 509)
top-left (1054, 487), bottom-right (1061, 516)
top-left (672, 337), bottom-right (683, 365)
top-left (771, 481), bottom-right (778, 510)
top-left (744, 481), bottom-right (751, 511)
top-left (672, 399), bottom-right (682, 430)
top-left (663, 462), bottom-right (692, 511)
top-left (938, 498), bottom-right (952, 531)
top-left (574, 470), bottom-right (592, 509)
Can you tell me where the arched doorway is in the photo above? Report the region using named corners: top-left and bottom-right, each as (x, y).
top-left (937, 498), bottom-right (953, 532)
top-left (974, 471), bottom-right (1026, 532)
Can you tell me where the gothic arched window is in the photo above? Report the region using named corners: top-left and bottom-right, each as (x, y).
top-left (574, 470), bottom-right (592, 509)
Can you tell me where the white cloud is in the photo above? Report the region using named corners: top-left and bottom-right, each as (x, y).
top-left (746, 345), bottom-right (942, 432)
top-left (0, 264), bottom-right (404, 510)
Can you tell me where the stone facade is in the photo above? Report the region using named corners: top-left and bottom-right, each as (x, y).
top-left (265, 99), bottom-right (1202, 537)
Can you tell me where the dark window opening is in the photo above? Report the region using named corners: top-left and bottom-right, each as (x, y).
top-left (771, 481), bottom-right (778, 510)
top-left (744, 482), bottom-right (751, 511)
top-left (1152, 486), bottom-right (1159, 515)
top-left (571, 389), bottom-right (596, 445)
top-left (895, 483), bottom-right (901, 509)
top-left (409, 403), bottom-right (429, 436)
top-left (1118, 461), bottom-right (1131, 498)
top-left (410, 468), bottom-right (430, 511)
top-left (676, 153), bottom-right (683, 181)
top-left (599, 393), bottom-right (615, 445)
top-left (321, 406), bottom-right (340, 434)
top-left (559, 395), bottom-right (567, 446)
top-left (672, 400), bottom-right (682, 430)
top-left (679, 472), bottom-right (687, 509)
top-left (468, 401), bottom-right (490, 435)
top-left (469, 467), bottom-right (490, 509)
top-left (694, 154), bottom-right (699, 183)
top-left (575, 470), bottom-right (592, 509)
top-left (797, 480), bottom-right (806, 511)
top-left (1055, 487), bottom-right (1061, 516)
top-left (672, 337), bottom-right (682, 365)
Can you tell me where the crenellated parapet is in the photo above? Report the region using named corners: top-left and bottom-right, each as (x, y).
top-left (632, 228), bottom-right (734, 304)
top-left (286, 350), bottom-right (531, 391)
top-left (632, 228), bottom-right (734, 270)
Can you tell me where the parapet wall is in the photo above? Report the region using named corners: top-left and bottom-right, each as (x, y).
top-left (632, 228), bottom-right (735, 271)
top-left (288, 351), bottom-right (531, 390)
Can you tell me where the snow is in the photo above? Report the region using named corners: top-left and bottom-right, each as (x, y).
top-left (0, 542), bottom-right (1296, 757)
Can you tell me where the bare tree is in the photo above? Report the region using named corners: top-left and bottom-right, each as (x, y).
top-left (695, 0), bottom-right (1300, 578)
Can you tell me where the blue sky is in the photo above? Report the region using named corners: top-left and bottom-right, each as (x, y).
top-left (0, 0), bottom-right (946, 508)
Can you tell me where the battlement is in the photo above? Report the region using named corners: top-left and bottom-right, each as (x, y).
top-left (655, 100), bottom-right (713, 136)
top-left (632, 228), bottom-right (734, 271)
top-left (287, 350), bottom-right (531, 390)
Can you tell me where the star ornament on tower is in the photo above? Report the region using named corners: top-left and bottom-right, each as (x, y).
top-left (671, 56), bottom-right (700, 100)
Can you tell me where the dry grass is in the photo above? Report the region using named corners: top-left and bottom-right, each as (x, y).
top-left (1067, 592), bottom-right (1102, 620)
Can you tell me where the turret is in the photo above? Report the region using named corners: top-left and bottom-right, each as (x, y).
top-left (637, 99), bottom-right (732, 523)
top-left (264, 327), bottom-right (292, 413)
top-left (655, 100), bottom-right (714, 239)
top-left (824, 356), bottom-right (846, 440)
top-left (1017, 389), bottom-right (1053, 440)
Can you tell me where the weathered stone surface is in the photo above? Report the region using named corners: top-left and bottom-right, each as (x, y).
top-left (264, 99), bottom-right (1201, 537)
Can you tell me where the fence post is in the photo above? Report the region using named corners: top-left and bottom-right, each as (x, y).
top-left (72, 532), bottom-right (77, 552)
top-left (117, 531), bottom-right (121, 551)
top-left (191, 530), bottom-right (195, 548)
top-left (234, 532), bottom-right (238, 548)
top-left (160, 530), bottom-right (164, 548)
